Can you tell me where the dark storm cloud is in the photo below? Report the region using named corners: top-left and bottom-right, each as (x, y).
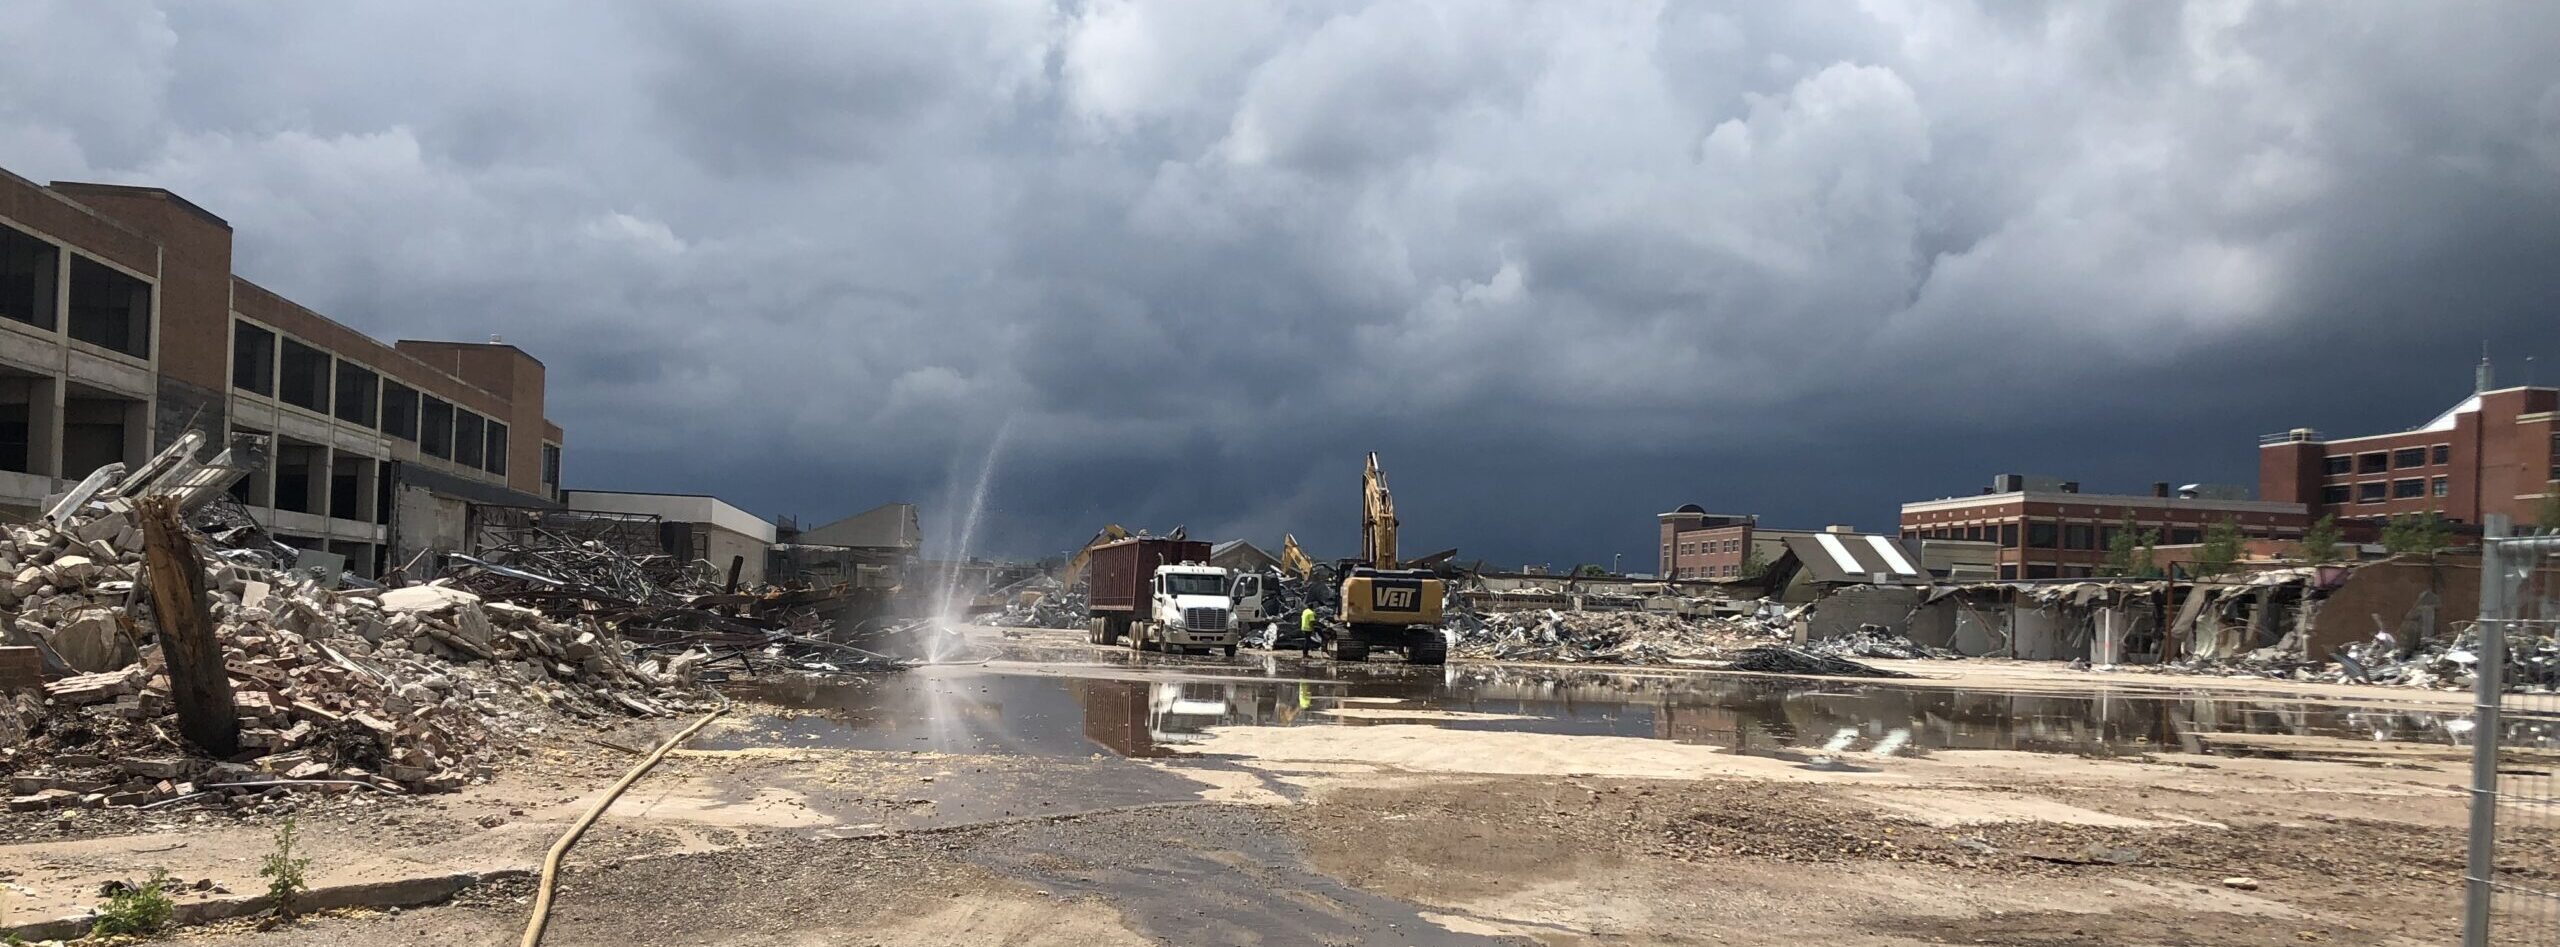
top-left (4, 1), bottom-right (2556, 568)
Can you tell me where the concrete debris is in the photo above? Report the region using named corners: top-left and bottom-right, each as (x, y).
top-left (2098, 624), bottom-right (2556, 692)
top-left (0, 455), bottom-right (719, 814)
top-left (1806, 627), bottom-right (1955, 661)
top-left (991, 576), bottom-right (1088, 629)
top-left (1447, 609), bottom-right (1775, 664)
top-left (1729, 646), bottom-right (1916, 679)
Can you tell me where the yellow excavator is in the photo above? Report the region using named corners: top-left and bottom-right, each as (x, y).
top-left (1329, 453), bottom-right (1446, 664)
top-left (1057, 524), bottom-right (1129, 588)
top-left (1280, 533), bottom-right (1316, 582)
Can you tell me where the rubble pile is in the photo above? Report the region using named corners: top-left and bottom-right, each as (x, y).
top-left (991, 578), bottom-right (1088, 629)
top-left (2, 499), bottom-right (705, 816)
top-left (2126, 625), bottom-right (2560, 692)
top-left (1730, 646), bottom-right (1916, 679)
top-left (1447, 609), bottom-right (1774, 664)
top-left (1808, 627), bottom-right (1955, 661)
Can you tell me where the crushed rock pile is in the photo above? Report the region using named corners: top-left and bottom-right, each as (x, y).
top-left (1448, 609), bottom-right (1775, 664)
top-left (2, 503), bottom-right (703, 815)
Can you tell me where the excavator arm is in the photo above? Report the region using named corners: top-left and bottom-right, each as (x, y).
top-left (1281, 533), bottom-right (1316, 581)
top-left (1058, 524), bottom-right (1129, 586)
top-left (1359, 451), bottom-right (1398, 570)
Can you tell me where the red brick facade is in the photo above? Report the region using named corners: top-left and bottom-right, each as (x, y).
top-left (2260, 386), bottom-right (2559, 527)
top-left (1899, 492), bottom-right (2309, 580)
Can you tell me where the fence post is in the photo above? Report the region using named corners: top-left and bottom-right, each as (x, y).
top-left (2464, 515), bottom-right (2513, 947)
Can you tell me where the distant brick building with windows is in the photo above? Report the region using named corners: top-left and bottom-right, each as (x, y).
top-left (1656, 507), bottom-right (1869, 581)
top-left (2259, 363), bottom-right (2558, 528)
top-left (1898, 475), bottom-right (2309, 580)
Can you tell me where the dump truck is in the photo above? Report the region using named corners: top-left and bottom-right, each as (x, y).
top-left (1084, 536), bottom-right (1239, 656)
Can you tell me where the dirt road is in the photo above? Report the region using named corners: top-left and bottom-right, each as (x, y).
top-left (11, 625), bottom-right (2494, 945)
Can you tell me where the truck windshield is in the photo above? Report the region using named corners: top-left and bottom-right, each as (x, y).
top-left (1162, 573), bottom-right (1227, 596)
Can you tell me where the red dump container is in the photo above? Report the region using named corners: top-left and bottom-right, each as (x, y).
top-left (1086, 537), bottom-right (1213, 615)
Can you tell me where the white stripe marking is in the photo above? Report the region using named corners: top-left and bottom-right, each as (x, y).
top-left (1866, 535), bottom-right (1918, 576)
top-left (1814, 533), bottom-right (1867, 577)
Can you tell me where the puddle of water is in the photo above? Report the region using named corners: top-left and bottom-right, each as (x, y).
top-left (711, 654), bottom-right (2483, 763)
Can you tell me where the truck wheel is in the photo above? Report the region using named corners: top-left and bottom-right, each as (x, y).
top-left (1224, 645), bottom-right (1239, 658)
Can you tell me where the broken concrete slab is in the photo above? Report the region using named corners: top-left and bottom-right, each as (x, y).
top-left (377, 584), bottom-right (483, 614)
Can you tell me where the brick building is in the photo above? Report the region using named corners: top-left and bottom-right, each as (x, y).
top-left (2259, 363), bottom-right (2558, 528)
top-left (1656, 506), bottom-right (1865, 580)
top-left (1899, 475), bottom-right (2309, 580)
top-left (0, 165), bottom-right (564, 575)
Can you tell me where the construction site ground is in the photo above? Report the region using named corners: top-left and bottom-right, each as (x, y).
top-left (3, 624), bottom-right (2495, 946)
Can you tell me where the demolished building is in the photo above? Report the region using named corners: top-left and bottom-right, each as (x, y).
top-left (0, 168), bottom-right (568, 581)
top-left (1790, 552), bottom-right (2560, 689)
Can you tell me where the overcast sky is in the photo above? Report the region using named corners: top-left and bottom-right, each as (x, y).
top-left (5, 1), bottom-right (2557, 569)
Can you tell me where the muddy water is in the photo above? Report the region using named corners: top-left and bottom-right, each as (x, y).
top-left (708, 643), bottom-right (2477, 762)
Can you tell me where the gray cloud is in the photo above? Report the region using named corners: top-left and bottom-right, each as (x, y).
top-left (4, 0), bottom-right (2557, 567)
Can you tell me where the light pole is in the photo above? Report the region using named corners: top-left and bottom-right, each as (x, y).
top-left (1612, 553), bottom-right (1621, 575)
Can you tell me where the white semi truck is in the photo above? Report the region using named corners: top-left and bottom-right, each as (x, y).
top-left (1084, 537), bottom-right (1240, 656)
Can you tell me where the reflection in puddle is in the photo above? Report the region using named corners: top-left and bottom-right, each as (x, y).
top-left (708, 654), bottom-right (2485, 764)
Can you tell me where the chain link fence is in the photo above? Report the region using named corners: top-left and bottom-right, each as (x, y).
top-left (2466, 516), bottom-right (2560, 947)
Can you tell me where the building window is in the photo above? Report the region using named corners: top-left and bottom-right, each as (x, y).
top-left (1, 224), bottom-right (60, 329)
top-left (2026, 522), bottom-right (2057, 548)
top-left (2320, 484), bottom-right (2351, 505)
top-left (484, 419), bottom-right (513, 476)
top-left (2393, 447), bottom-right (2426, 469)
top-left (2432, 476), bottom-right (2449, 498)
top-left (454, 410), bottom-right (486, 469)
top-left (2392, 478), bottom-right (2424, 499)
top-left (381, 382), bottom-right (419, 440)
top-left (2357, 481), bottom-right (2386, 504)
top-left (232, 321), bottom-right (275, 395)
top-left (2358, 452), bottom-right (2388, 474)
top-left (334, 362), bottom-right (379, 427)
top-left (1998, 523), bottom-right (2018, 548)
top-left (2171, 528), bottom-right (2202, 544)
top-left (278, 339), bottom-right (330, 412)
top-left (1997, 564), bottom-right (2017, 580)
top-left (420, 396), bottom-right (454, 459)
top-left (2025, 565), bottom-right (2057, 579)
top-left (2062, 524), bottom-right (2094, 550)
top-left (2432, 444), bottom-right (2450, 465)
top-left (2321, 455), bottom-right (2352, 476)
top-left (65, 256), bottom-right (150, 357)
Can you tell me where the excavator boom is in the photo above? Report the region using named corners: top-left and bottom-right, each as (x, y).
top-left (1058, 524), bottom-right (1129, 586)
top-left (1281, 533), bottom-right (1316, 581)
top-left (1360, 451), bottom-right (1399, 570)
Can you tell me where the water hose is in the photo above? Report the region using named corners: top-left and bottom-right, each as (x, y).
top-left (520, 696), bottom-right (728, 947)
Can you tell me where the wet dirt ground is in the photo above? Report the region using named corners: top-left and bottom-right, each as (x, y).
top-left (36, 624), bottom-right (2515, 946)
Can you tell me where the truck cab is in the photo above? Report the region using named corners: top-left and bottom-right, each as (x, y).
top-left (1138, 564), bottom-right (1239, 655)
